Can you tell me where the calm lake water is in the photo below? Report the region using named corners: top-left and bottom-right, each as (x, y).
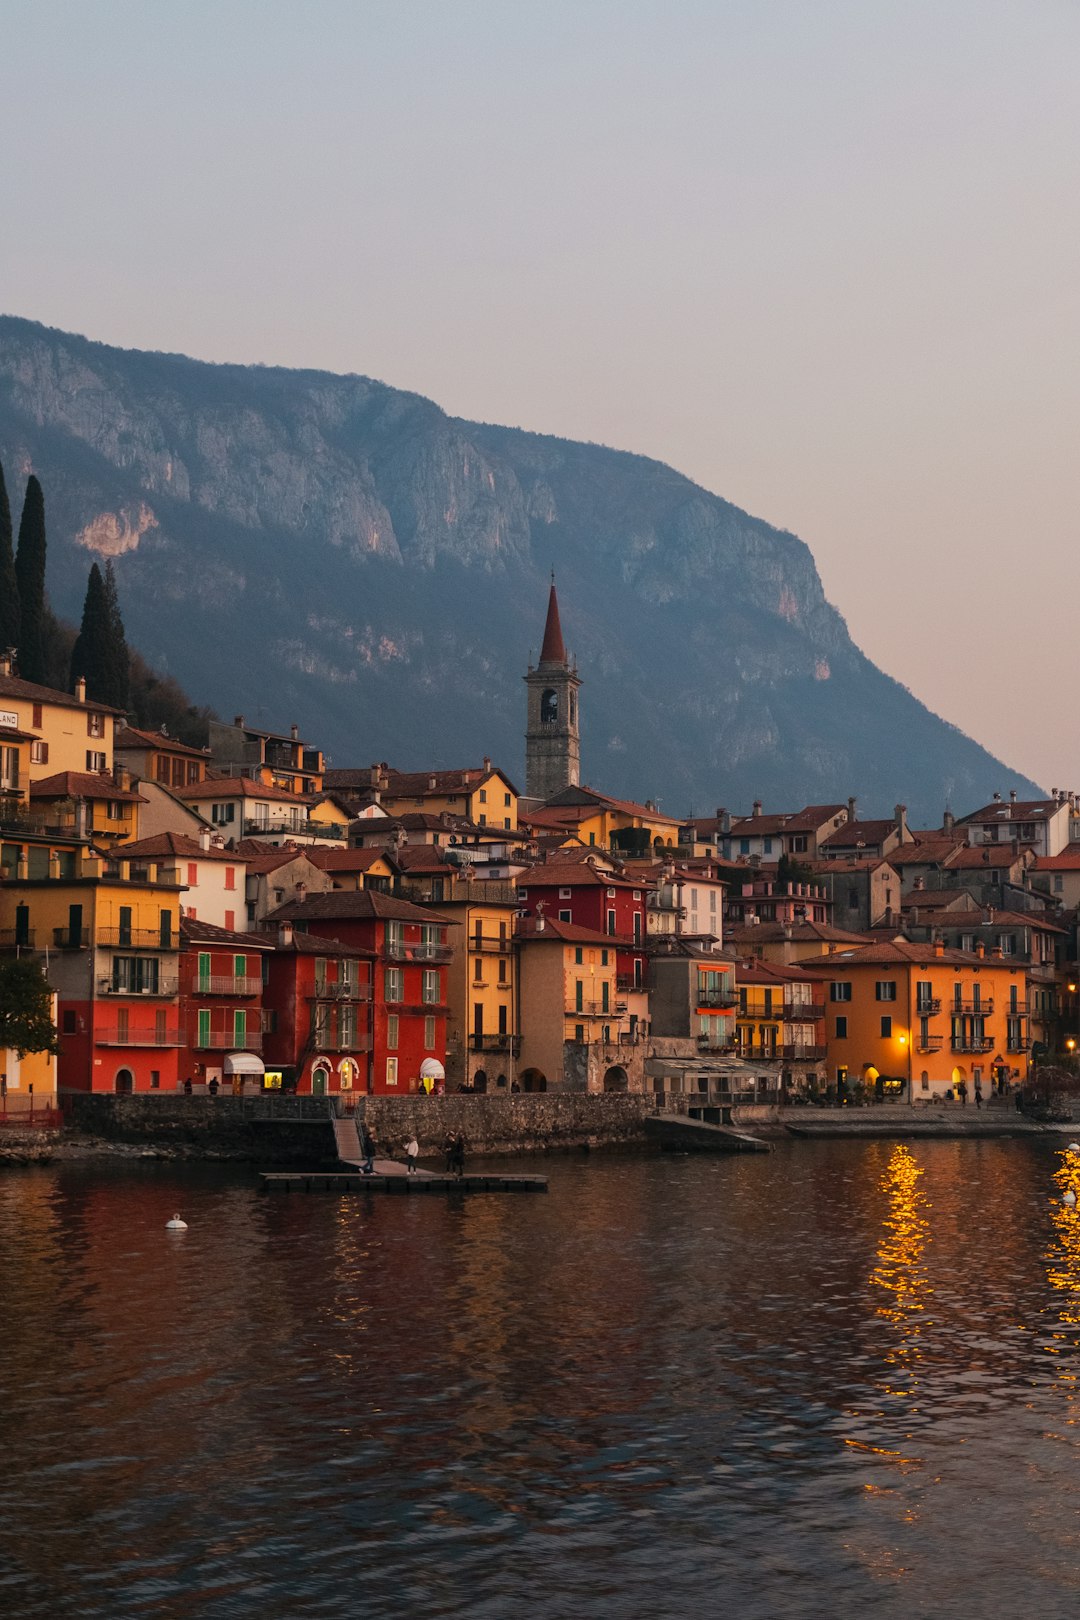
top-left (3, 1139), bottom-right (1080, 1618)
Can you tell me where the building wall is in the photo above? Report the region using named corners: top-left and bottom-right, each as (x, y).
top-left (0, 693), bottom-right (116, 781)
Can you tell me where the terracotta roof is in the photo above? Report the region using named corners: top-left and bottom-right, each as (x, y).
top-left (960, 799), bottom-right (1060, 823)
top-left (887, 839), bottom-right (966, 868)
top-left (726, 921), bottom-right (873, 945)
top-left (807, 857), bottom-right (895, 874)
top-left (115, 724), bottom-right (209, 758)
top-left (253, 928), bottom-right (373, 958)
top-left (269, 891), bottom-right (450, 925)
top-left (118, 832), bottom-right (241, 863)
top-left (538, 580), bottom-right (567, 664)
top-left (926, 907), bottom-right (1066, 934)
top-left (946, 845), bottom-right (1033, 869)
top-left (304, 847), bottom-right (397, 873)
top-left (519, 862), bottom-right (644, 890)
top-left (515, 916), bottom-right (630, 947)
top-left (820, 819), bottom-right (900, 849)
top-left (734, 957), bottom-right (818, 985)
top-left (179, 777), bottom-right (310, 804)
top-left (900, 888), bottom-right (978, 910)
top-left (328, 763), bottom-right (519, 799)
top-left (527, 785), bottom-right (682, 828)
top-left (802, 940), bottom-right (988, 969)
top-left (29, 771), bottom-right (145, 803)
top-left (391, 845), bottom-right (456, 874)
top-left (180, 917), bottom-right (272, 950)
top-left (0, 672), bottom-right (125, 715)
top-left (0, 723), bottom-right (39, 741)
top-left (1033, 848), bottom-right (1080, 871)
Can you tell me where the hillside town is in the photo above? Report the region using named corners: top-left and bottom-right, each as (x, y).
top-left (1, 580), bottom-right (1077, 1115)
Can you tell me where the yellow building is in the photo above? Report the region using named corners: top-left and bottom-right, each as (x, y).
top-left (515, 916), bottom-right (628, 1092)
top-left (114, 723), bottom-right (210, 790)
top-left (733, 958), bottom-right (826, 1084)
top-left (522, 785), bottom-right (682, 852)
top-left (1, 992), bottom-right (59, 1113)
top-left (0, 666), bottom-right (122, 782)
top-left (29, 771), bottom-right (145, 846)
top-left (806, 939), bottom-right (1030, 1103)
top-left (361, 762), bottom-right (519, 832)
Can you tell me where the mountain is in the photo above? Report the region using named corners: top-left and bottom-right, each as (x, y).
top-left (0, 315), bottom-right (1041, 823)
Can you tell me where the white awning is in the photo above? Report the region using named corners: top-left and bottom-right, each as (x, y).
top-left (224, 1053), bottom-right (265, 1076)
top-left (419, 1059), bottom-right (445, 1081)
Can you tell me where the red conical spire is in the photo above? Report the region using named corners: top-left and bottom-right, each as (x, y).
top-left (539, 575), bottom-right (567, 665)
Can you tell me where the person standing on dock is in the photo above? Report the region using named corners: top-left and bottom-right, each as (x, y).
top-left (451, 1132), bottom-right (466, 1180)
top-left (404, 1133), bottom-right (419, 1174)
top-left (359, 1124), bottom-right (376, 1175)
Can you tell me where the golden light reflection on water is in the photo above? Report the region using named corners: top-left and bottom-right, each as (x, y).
top-left (1045, 1147), bottom-right (1080, 1359)
top-left (870, 1145), bottom-right (932, 1390)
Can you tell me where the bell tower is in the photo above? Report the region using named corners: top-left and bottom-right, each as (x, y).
top-left (524, 577), bottom-right (581, 802)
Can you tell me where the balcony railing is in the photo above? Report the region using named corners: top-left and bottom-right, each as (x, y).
top-left (915, 997), bottom-right (942, 1015)
top-left (191, 975), bottom-right (264, 997)
top-left (950, 999), bottom-right (995, 1015)
top-left (471, 1034), bottom-right (523, 1054)
top-left (99, 977), bottom-right (179, 997)
top-left (617, 974), bottom-right (645, 993)
top-left (384, 939), bottom-right (452, 963)
top-left (471, 935), bottom-right (513, 955)
top-left (952, 1038), bottom-right (995, 1053)
top-left (778, 1045), bottom-right (827, 1061)
top-left (916, 1035), bottom-right (944, 1052)
top-left (0, 928), bottom-right (35, 949)
top-left (393, 1001), bottom-right (449, 1015)
top-left (782, 1000), bottom-right (826, 1019)
top-left (97, 928), bottom-right (177, 950)
top-left (397, 877), bottom-right (520, 906)
top-left (240, 818), bottom-right (345, 841)
top-left (52, 928), bottom-right (90, 949)
top-left (96, 1027), bottom-right (183, 1047)
top-left (0, 805), bottom-right (79, 839)
top-left (697, 989), bottom-right (737, 1009)
top-left (1007, 1037), bottom-right (1029, 1052)
top-left (697, 1036), bottom-right (736, 1051)
top-left (313, 1033), bottom-right (373, 1053)
top-left (574, 999), bottom-right (620, 1017)
top-left (193, 1030), bottom-right (264, 1051)
top-left (310, 983), bottom-right (373, 1003)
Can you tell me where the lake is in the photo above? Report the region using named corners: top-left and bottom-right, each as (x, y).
top-left (2, 1138), bottom-right (1080, 1618)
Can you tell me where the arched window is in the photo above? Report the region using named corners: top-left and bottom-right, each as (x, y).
top-left (541, 688), bottom-right (558, 724)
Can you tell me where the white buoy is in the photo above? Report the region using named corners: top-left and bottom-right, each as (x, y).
top-left (165, 1213), bottom-right (188, 1230)
top-left (1064, 1191), bottom-right (1077, 1208)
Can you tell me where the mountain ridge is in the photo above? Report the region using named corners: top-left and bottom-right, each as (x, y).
top-left (0, 314), bottom-right (1042, 822)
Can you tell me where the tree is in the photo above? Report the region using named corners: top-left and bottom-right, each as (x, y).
top-left (102, 561), bottom-right (130, 709)
top-left (14, 474), bottom-right (47, 683)
top-left (69, 563), bottom-right (110, 700)
top-left (777, 853), bottom-right (815, 888)
top-left (0, 460), bottom-right (18, 653)
top-left (0, 957), bottom-right (59, 1059)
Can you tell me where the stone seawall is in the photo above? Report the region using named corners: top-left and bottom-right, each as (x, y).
top-left (58, 1093), bottom-right (657, 1162)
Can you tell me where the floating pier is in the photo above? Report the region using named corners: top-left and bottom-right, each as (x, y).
top-left (644, 1112), bottom-right (770, 1153)
top-left (261, 1170), bottom-right (548, 1195)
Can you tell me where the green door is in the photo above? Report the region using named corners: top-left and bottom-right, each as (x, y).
top-left (311, 1066), bottom-right (328, 1097)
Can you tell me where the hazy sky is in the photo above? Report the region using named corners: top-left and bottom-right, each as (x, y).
top-left (2, 0), bottom-right (1077, 787)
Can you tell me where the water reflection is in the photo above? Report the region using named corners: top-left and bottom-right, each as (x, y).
top-left (1046, 1145), bottom-right (1080, 1343)
top-left (869, 1145), bottom-right (931, 1394)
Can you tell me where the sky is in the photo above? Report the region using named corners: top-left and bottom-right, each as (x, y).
top-left (1, 0), bottom-right (1077, 787)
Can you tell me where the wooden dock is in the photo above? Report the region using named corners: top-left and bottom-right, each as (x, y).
top-left (261, 1170), bottom-right (548, 1195)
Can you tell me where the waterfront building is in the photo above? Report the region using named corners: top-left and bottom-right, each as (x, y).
top-left (524, 579), bottom-right (581, 804)
top-left (0, 663), bottom-right (123, 782)
top-left (804, 938), bottom-right (1032, 1101)
top-left (304, 846), bottom-right (398, 891)
top-left (115, 831), bottom-right (247, 930)
top-left (266, 890), bottom-right (451, 1094)
top-left (238, 845), bottom-right (333, 927)
top-left (29, 771), bottom-right (145, 847)
top-left (0, 988), bottom-right (58, 1114)
top-left (208, 716), bottom-right (324, 796)
top-left (725, 877), bottom-right (832, 929)
top-left (733, 957), bottom-right (827, 1093)
top-left (647, 936), bottom-right (736, 1051)
top-left (179, 917), bottom-right (272, 1092)
top-left (515, 915), bottom-right (635, 1092)
top-left (261, 921), bottom-right (373, 1096)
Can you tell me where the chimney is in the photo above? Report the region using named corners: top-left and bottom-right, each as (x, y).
top-left (943, 808), bottom-right (955, 834)
top-left (976, 941), bottom-right (985, 958)
top-left (933, 937), bottom-right (944, 956)
top-left (75, 676), bottom-right (87, 704)
top-left (295, 881), bottom-right (307, 901)
top-left (847, 796), bottom-right (857, 822)
top-left (370, 763), bottom-right (382, 788)
top-left (277, 921), bottom-right (294, 947)
top-left (483, 756), bottom-right (491, 771)
top-left (752, 800), bottom-right (763, 818)
top-left (234, 715), bottom-right (244, 728)
top-left (1009, 789), bottom-right (1017, 803)
top-left (993, 791), bottom-right (1001, 803)
top-left (199, 827), bottom-right (211, 851)
top-left (894, 803), bottom-right (909, 842)
top-left (428, 775), bottom-right (437, 791)
top-left (914, 875), bottom-right (925, 891)
top-left (0, 648), bottom-right (12, 676)
top-left (717, 807), bottom-right (731, 834)
top-left (290, 724), bottom-right (299, 741)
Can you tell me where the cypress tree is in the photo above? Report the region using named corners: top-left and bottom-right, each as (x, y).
top-left (0, 461), bottom-right (18, 654)
top-left (14, 475), bottom-right (47, 683)
top-left (102, 561), bottom-right (130, 710)
top-left (70, 564), bottom-right (110, 701)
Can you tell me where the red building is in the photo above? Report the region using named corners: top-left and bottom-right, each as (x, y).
top-left (268, 891), bottom-right (451, 1094)
top-left (179, 918), bottom-right (273, 1093)
top-left (516, 860), bottom-right (649, 993)
top-left (260, 922), bottom-right (374, 1097)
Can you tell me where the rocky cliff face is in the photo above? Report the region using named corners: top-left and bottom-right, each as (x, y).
top-left (0, 316), bottom-right (1041, 820)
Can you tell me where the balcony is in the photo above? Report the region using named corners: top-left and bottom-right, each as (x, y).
top-left (384, 939), bottom-right (452, 963)
top-left (241, 818), bottom-right (345, 842)
top-left (952, 1038), bottom-right (995, 1054)
top-left (617, 974), bottom-right (646, 994)
top-left (471, 935), bottom-right (513, 955)
top-left (313, 1033), bottom-right (373, 1053)
top-left (471, 1034), bottom-right (523, 1054)
top-left (97, 928), bottom-right (178, 951)
top-left (782, 1000), bottom-right (826, 1020)
top-left (950, 999), bottom-right (995, 1015)
top-left (191, 975), bottom-right (265, 997)
top-left (309, 983), bottom-right (373, 1003)
top-left (697, 989), bottom-right (738, 1009)
top-left (574, 999), bottom-right (621, 1018)
top-left (915, 1035), bottom-right (944, 1052)
top-left (96, 1027), bottom-right (183, 1047)
top-left (778, 1045), bottom-right (827, 1061)
top-left (697, 1035), bottom-right (736, 1052)
top-left (52, 928), bottom-right (90, 949)
top-left (1007, 1037), bottom-right (1029, 1053)
top-left (397, 877), bottom-right (520, 907)
top-left (915, 997), bottom-right (942, 1015)
top-left (193, 1030), bottom-right (265, 1051)
top-left (394, 1001), bottom-right (449, 1015)
top-left (99, 977), bottom-right (179, 997)
top-left (0, 804), bottom-right (79, 839)
top-left (0, 928), bottom-right (35, 950)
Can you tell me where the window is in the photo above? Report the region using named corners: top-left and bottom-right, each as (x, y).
top-left (62, 1009), bottom-right (77, 1034)
top-left (424, 1016), bottom-right (436, 1049)
top-left (999, 934), bottom-right (1016, 956)
top-left (386, 1057), bottom-right (398, 1087)
top-left (504, 792), bottom-right (511, 807)
top-left (601, 981), bottom-right (610, 1013)
top-left (187, 863), bottom-right (198, 887)
top-left (211, 803), bottom-right (235, 825)
top-left (387, 1014), bottom-right (399, 1049)
top-left (422, 969), bottom-right (439, 1004)
top-left (559, 909), bottom-right (572, 923)
top-left (224, 910), bottom-right (234, 931)
top-left (835, 1016), bottom-right (848, 1038)
top-left (916, 980), bottom-right (934, 1010)
top-left (32, 703), bottom-right (42, 728)
top-left (112, 956), bottom-right (159, 993)
top-left (86, 750), bottom-right (106, 772)
top-left (575, 1024), bottom-right (585, 1043)
top-left (574, 947), bottom-right (583, 965)
top-left (385, 966), bottom-right (403, 1002)
top-left (739, 838), bottom-right (750, 855)
top-left (150, 1070), bottom-right (160, 1090)
top-left (601, 949), bottom-right (609, 966)
top-left (30, 739), bottom-right (48, 764)
top-left (224, 867), bottom-right (236, 891)
top-left (87, 712), bottom-right (105, 737)
top-left (875, 982), bottom-right (897, 1002)
top-left (763, 838), bottom-right (773, 855)
top-left (1055, 876), bottom-right (1064, 893)
top-left (606, 909), bottom-right (616, 934)
top-left (559, 888), bottom-right (572, 899)
top-left (479, 789), bottom-right (487, 803)
top-left (197, 1009), bottom-right (211, 1047)
top-left (234, 955), bottom-right (246, 980)
top-left (474, 955), bottom-right (483, 980)
top-left (314, 957), bottom-right (328, 992)
top-left (234, 1009), bottom-right (246, 1047)
top-left (830, 982), bottom-right (852, 1002)
top-left (575, 980), bottom-right (583, 1012)
top-left (880, 1016), bottom-right (892, 1038)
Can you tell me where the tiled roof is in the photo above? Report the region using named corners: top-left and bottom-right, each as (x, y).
top-left (515, 916), bottom-right (631, 948)
top-left (180, 917), bottom-right (272, 949)
top-left (946, 845), bottom-right (1034, 869)
top-left (305, 847), bottom-right (397, 872)
top-left (802, 940), bottom-right (987, 969)
top-left (734, 957), bottom-right (818, 985)
top-left (725, 921), bottom-right (873, 945)
top-left (533, 784), bottom-right (683, 826)
top-left (270, 890), bottom-right (450, 925)
top-left (926, 907), bottom-right (1066, 934)
top-left (887, 839), bottom-right (966, 868)
top-left (519, 862), bottom-right (644, 889)
top-left (960, 800), bottom-right (1060, 823)
top-left (118, 832), bottom-right (240, 863)
top-left (179, 776), bottom-right (310, 804)
top-left (539, 581), bottom-right (567, 664)
top-left (1033, 848), bottom-right (1080, 871)
top-left (29, 771), bottom-right (145, 803)
top-left (901, 888), bottom-right (978, 910)
top-left (252, 928), bottom-right (373, 958)
top-left (115, 724), bottom-right (209, 757)
top-left (0, 672), bottom-right (126, 715)
top-left (820, 819), bottom-right (899, 848)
